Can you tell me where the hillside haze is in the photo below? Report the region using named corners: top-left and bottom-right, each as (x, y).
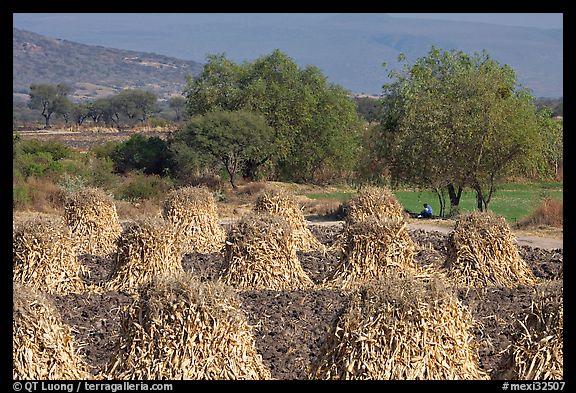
top-left (12, 13), bottom-right (563, 98)
top-left (13, 28), bottom-right (203, 100)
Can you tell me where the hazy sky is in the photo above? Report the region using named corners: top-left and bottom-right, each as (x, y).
top-left (389, 13), bottom-right (563, 29)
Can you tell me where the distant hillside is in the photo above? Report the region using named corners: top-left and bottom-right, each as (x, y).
top-left (12, 14), bottom-right (563, 98)
top-left (13, 28), bottom-right (203, 100)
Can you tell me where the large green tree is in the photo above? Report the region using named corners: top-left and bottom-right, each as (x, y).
top-left (183, 50), bottom-right (361, 183)
top-left (28, 83), bottom-right (72, 129)
top-left (171, 110), bottom-right (274, 188)
top-left (378, 47), bottom-right (552, 214)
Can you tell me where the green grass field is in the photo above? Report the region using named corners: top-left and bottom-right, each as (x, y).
top-left (305, 182), bottom-right (563, 223)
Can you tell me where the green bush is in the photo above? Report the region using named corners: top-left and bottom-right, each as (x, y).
top-left (111, 134), bottom-right (172, 176)
top-left (115, 172), bottom-right (174, 201)
top-left (13, 184), bottom-right (29, 209)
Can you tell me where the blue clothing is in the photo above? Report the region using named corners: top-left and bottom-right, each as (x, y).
top-left (420, 205), bottom-right (433, 218)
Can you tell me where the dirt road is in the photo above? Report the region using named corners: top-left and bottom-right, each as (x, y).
top-left (304, 219), bottom-right (563, 250)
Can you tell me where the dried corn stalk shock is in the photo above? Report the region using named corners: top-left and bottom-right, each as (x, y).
top-left (254, 188), bottom-right (324, 252)
top-left (309, 273), bottom-right (488, 380)
top-left (13, 282), bottom-right (93, 380)
top-left (329, 185), bottom-right (406, 252)
top-left (325, 216), bottom-right (426, 289)
top-left (64, 187), bottom-right (122, 255)
top-left (220, 212), bottom-right (314, 290)
top-left (13, 216), bottom-right (92, 294)
top-left (493, 282), bottom-right (563, 380)
top-left (102, 273), bottom-right (271, 380)
top-left (344, 185), bottom-right (406, 225)
top-left (162, 186), bottom-right (226, 254)
top-left (443, 212), bottom-right (537, 288)
top-left (104, 217), bottom-right (184, 294)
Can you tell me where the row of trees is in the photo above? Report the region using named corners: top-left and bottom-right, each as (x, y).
top-left (27, 84), bottom-right (187, 129)
top-left (23, 47), bottom-right (562, 214)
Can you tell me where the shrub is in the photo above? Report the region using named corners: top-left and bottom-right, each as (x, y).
top-left (115, 172), bottom-right (174, 202)
top-left (517, 198), bottom-right (563, 228)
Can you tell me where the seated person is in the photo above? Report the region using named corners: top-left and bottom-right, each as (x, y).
top-left (417, 203), bottom-right (433, 218)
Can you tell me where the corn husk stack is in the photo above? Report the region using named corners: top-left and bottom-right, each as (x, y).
top-left (13, 282), bottom-right (92, 380)
top-left (161, 186), bottom-right (226, 253)
top-left (13, 216), bottom-right (89, 294)
top-left (220, 212), bottom-right (314, 290)
top-left (254, 188), bottom-right (324, 252)
top-left (443, 212), bottom-right (537, 288)
top-left (309, 273), bottom-right (488, 380)
top-left (64, 187), bottom-right (122, 255)
top-left (104, 218), bottom-right (184, 294)
top-left (493, 282), bottom-right (563, 380)
top-left (325, 216), bottom-right (420, 289)
top-left (103, 273), bottom-right (271, 380)
top-left (344, 186), bottom-right (405, 225)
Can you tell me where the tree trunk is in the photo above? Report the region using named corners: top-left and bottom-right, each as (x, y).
top-left (43, 114), bottom-right (51, 129)
top-left (447, 183), bottom-right (463, 216)
top-left (243, 157), bottom-right (268, 181)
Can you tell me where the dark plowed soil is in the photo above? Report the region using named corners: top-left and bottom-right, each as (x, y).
top-left (48, 225), bottom-right (563, 380)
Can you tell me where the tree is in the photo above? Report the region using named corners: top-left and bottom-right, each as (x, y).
top-left (28, 83), bottom-right (72, 129)
top-left (378, 47), bottom-right (547, 214)
top-left (114, 89), bottom-right (157, 125)
top-left (183, 50), bottom-right (361, 183)
top-left (171, 110), bottom-right (274, 188)
top-left (168, 96), bottom-right (187, 122)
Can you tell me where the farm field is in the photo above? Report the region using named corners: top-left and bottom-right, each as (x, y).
top-left (13, 131), bottom-right (563, 380)
top-left (16, 219), bottom-right (563, 380)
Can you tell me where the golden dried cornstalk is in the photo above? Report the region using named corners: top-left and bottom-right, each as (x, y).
top-left (64, 187), bottom-right (122, 255)
top-left (309, 273), bottom-right (488, 380)
top-left (102, 273), bottom-right (271, 380)
top-left (104, 218), bottom-right (184, 294)
top-left (220, 212), bottom-right (314, 290)
top-left (344, 186), bottom-right (405, 225)
top-left (162, 186), bottom-right (226, 253)
top-left (325, 216), bottom-right (424, 289)
top-left (254, 188), bottom-right (324, 252)
top-left (493, 282), bottom-right (563, 380)
top-left (13, 216), bottom-right (91, 294)
top-left (444, 212), bottom-right (537, 288)
top-left (13, 282), bottom-right (92, 380)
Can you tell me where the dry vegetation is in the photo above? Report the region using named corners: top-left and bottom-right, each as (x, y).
top-left (102, 274), bottom-right (271, 380)
top-left (12, 183), bottom-right (563, 381)
top-left (444, 212), bottom-right (537, 288)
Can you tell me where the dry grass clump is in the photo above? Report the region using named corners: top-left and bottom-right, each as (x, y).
top-left (309, 273), bottom-right (487, 380)
top-left (493, 282), bottom-right (563, 380)
top-left (220, 213), bottom-right (314, 290)
top-left (13, 216), bottom-right (90, 294)
top-left (13, 282), bottom-right (92, 380)
top-left (516, 198), bottom-right (563, 229)
top-left (344, 186), bottom-right (405, 225)
top-left (443, 212), bottom-right (537, 288)
top-left (103, 273), bottom-right (271, 380)
top-left (161, 186), bottom-right (226, 253)
top-left (104, 217), bottom-right (184, 293)
top-left (64, 187), bottom-right (122, 255)
top-left (325, 216), bottom-right (420, 289)
top-left (254, 188), bottom-right (324, 251)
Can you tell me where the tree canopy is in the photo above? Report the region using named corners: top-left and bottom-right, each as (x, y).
top-left (171, 110), bottom-right (274, 188)
top-left (376, 46), bottom-right (555, 214)
top-left (183, 50), bottom-right (361, 183)
top-left (28, 83), bottom-right (72, 129)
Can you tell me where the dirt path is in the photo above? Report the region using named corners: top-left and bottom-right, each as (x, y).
top-left (303, 219), bottom-right (563, 250)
